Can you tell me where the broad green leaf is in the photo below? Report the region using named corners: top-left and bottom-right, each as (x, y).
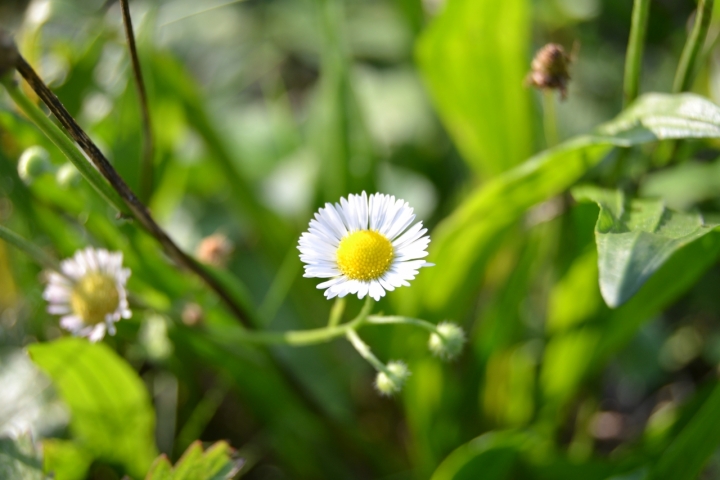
top-left (411, 93), bottom-right (720, 318)
top-left (28, 338), bottom-right (158, 479)
top-left (42, 440), bottom-right (93, 480)
top-left (145, 441), bottom-right (241, 480)
top-left (0, 434), bottom-right (45, 480)
top-left (416, 0), bottom-right (533, 177)
top-left (647, 383), bottom-right (720, 480)
top-left (574, 186), bottom-right (717, 307)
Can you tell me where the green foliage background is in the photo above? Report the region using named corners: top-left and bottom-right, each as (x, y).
top-left (3, 0), bottom-right (720, 479)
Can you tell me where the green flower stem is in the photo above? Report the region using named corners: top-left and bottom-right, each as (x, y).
top-left (212, 296), bottom-right (374, 346)
top-left (673, 0), bottom-right (714, 93)
top-left (542, 91), bottom-right (559, 148)
top-left (1, 78), bottom-right (128, 213)
top-left (365, 315), bottom-right (438, 333)
top-left (327, 297), bottom-right (346, 327)
top-left (623, 0), bottom-right (650, 107)
top-left (0, 224), bottom-right (58, 270)
top-left (346, 329), bottom-right (390, 376)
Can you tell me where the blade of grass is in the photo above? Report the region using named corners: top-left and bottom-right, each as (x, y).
top-left (120, 0), bottom-right (155, 202)
top-left (623, 0), bottom-right (651, 106)
top-left (673, 0), bottom-right (714, 93)
top-left (0, 224), bottom-right (58, 270)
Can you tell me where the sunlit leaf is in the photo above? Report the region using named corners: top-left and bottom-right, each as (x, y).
top-left (145, 441), bottom-right (242, 480)
top-left (416, 0), bottom-right (534, 178)
top-left (28, 338), bottom-right (158, 479)
top-left (574, 186), bottom-right (717, 307)
top-left (412, 93), bottom-right (720, 318)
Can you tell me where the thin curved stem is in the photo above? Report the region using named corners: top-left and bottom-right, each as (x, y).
top-left (212, 296), bottom-right (374, 346)
top-left (623, 0), bottom-right (650, 107)
top-left (673, 0), bottom-right (714, 93)
top-left (365, 315), bottom-right (437, 333)
top-left (346, 329), bottom-right (388, 374)
top-left (120, 0), bottom-right (154, 202)
top-left (327, 297), bottom-right (346, 327)
top-left (0, 224), bottom-right (58, 271)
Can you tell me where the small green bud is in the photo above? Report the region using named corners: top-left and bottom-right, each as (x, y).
top-left (17, 146), bottom-right (52, 183)
top-left (375, 361), bottom-right (410, 396)
top-left (56, 163), bottom-right (80, 187)
top-left (428, 321), bottom-right (466, 360)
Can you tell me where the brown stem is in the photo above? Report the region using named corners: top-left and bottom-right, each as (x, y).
top-left (1, 35), bottom-right (251, 328)
top-left (120, 0), bottom-right (154, 202)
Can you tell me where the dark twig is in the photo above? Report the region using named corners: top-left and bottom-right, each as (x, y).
top-left (0, 35), bottom-right (251, 328)
top-left (120, 0), bottom-right (154, 202)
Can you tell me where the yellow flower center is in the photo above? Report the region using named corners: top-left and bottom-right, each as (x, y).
top-left (336, 230), bottom-right (394, 281)
top-left (70, 273), bottom-right (120, 325)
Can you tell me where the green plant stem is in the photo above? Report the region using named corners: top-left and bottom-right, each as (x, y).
top-left (1, 78), bottom-right (127, 213)
top-left (673, 0), bottom-right (714, 93)
top-left (120, 0), bottom-right (155, 202)
top-left (213, 296), bottom-right (374, 346)
top-left (623, 0), bottom-right (650, 107)
top-left (365, 315), bottom-right (438, 333)
top-left (0, 224), bottom-right (58, 270)
top-left (327, 297), bottom-right (346, 327)
top-left (346, 329), bottom-right (389, 374)
top-left (542, 91), bottom-right (559, 148)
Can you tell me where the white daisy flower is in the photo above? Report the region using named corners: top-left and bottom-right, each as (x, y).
top-left (298, 192), bottom-right (433, 301)
top-left (43, 247), bottom-right (131, 342)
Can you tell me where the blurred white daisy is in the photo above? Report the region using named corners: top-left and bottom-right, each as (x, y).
top-left (298, 192), bottom-right (433, 301)
top-left (43, 247), bottom-right (131, 342)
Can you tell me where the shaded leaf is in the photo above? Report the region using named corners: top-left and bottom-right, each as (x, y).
top-left (647, 383), bottom-right (720, 480)
top-left (0, 434), bottom-right (45, 480)
top-left (574, 186), bottom-right (717, 307)
top-left (28, 338), bottom-right (158, 479)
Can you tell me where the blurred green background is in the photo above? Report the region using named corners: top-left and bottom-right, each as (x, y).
top-left (4, 0), bottom-right (720, 479)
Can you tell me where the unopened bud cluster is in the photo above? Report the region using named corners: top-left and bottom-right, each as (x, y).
top-left (375, 361), bottom-right (411, 396)
top-left (428, 321), bottom-right (465, 360)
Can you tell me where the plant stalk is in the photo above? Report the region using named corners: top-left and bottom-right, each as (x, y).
top-left (673, 0), bottom-right (714, 93)
top-left (623, 0), bottom-right (651, 107)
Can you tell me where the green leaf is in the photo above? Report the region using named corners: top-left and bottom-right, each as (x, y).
top-left (647, 383), bottom-right (720, 480)
top-left (411, 93), bottom-right (720, 318)
top-left (0, 434), bottom-right (45, 480)
top-left (574, 186), bottom-right (717, 307)
top-left (42, 440), bottom-right (93, 480)
top-left (145, 441), bottom-right (241, 480)
top-left (416, 0), bottom-right (534, 178)
top-left (28, 338), bottom-right (158, 479)
top-left (430, 431), bottom-right (525, 480)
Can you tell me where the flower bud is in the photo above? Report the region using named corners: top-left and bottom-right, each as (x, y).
top-left (17, 146), bottom-right (52, 183)
top-left (196, 233), bottom-right (234, 267)
top-left (56, 163), bottom-right (80, 187)
top-left (525, 43), bottom-right (573, 100)
top-left (428, 321), bottom-right (466, 360)
top-left (375, 361), bottom-right (410, 396)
